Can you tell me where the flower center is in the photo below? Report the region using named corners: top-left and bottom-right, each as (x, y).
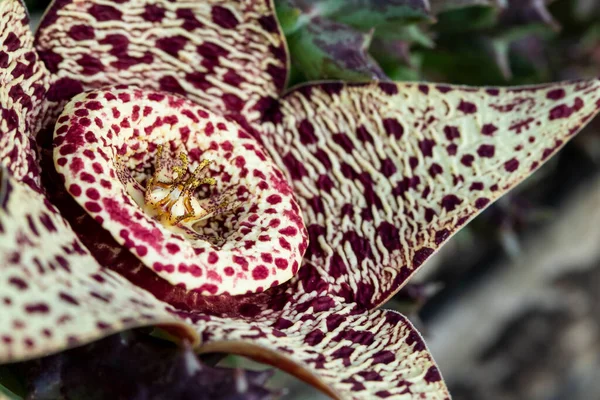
top-left (144, 146), bottom-right (221, 229)
top-left (53, 87), bottom-right (308, 297)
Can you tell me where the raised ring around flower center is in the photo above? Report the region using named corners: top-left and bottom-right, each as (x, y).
top-left (52, 87), bottom-right (308, 296)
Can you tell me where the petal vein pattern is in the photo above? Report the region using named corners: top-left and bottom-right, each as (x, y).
top-left (0, 167), bottom-right (197, 363)
top-left (258, 80), bottom-right (600, 309)
top-left (35, 0), bottom-right (287, 126)
top-left (191, 302), bottom-right (449, 400)
top-left (0, 0), bottom-right (49, 189)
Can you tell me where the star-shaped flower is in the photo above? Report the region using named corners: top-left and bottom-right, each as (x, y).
top-left (1, 0), bottom-right (599, 398)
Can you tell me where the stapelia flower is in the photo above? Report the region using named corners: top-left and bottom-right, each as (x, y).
top-left (1, 0), bottom-right (599, 398)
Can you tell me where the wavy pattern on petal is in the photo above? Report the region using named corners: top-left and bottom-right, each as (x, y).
top-left (51, 87), bottom-right (307, 296)
top-left (258, 79), bottom-right (600, 309)
top-left (35, 0), bottom-right (287, 128)
top-left (0, 0), bottom-right (49, 190)
top-left (185, 295), bottom-right (449, 400)
top-left (0, 167), bottom-right (197, 363)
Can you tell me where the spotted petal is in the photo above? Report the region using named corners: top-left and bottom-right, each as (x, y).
top-left (257, 79), bottom-right (600, 309)
top-left (0, 0), bottom-right (49, 190)
top-left (35, 0), bottom-right (287, 127)
top-left (52, 87), bottom-right (308, 297)
top-left (193, 299), bottom-right (449, 400)
top-left (0, 166), bottom-right (197, 362)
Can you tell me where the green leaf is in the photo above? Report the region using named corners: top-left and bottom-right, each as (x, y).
top-left (287, 18), bottom-right (387, 82)
top-left (430, 0), bottom-right (501, 14)
top-left (325, 0), bottom-right (433, 29)
top-left (275, 0), bottom-right (433, 32)
top-left (0, 366), bottom-right (25, 400)
top-left (374, 23), bottom-right (434, 48)
top-left (434, 5), bottom-right (500, 32)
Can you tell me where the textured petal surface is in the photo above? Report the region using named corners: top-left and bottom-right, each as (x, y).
top-left (0, 166), bottom-right (197, 363)
top-left (52, 87), bottom-right (307, 296)
top-left (41, 139), bottom-right (451, 400)
top-left (257, 79), bottom-right (600, 309)
top-left (0, 0), bottom-right (49, 189)
top-left (35, 0), bottom-right (287, 126)
top-left (189, 295), bottom-right (449, 400)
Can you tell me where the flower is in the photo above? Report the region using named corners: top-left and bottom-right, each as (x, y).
top-left (1, 0), bottom-right (599, 398)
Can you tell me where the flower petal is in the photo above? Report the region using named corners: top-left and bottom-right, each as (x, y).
top-left (190, 299), bottom-right (449, 399)
top-left (52, 87), bottom-right (307, 296)
top-left (0, 0), bottom-right (50, 189)
top-left (258, 79), bottom-right (600, 309)
top-left (35, 0), bottom-right (287, 125)
top-left (0, 166), bottom-right (197, 363)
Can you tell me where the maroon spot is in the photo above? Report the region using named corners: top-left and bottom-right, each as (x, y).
top-left (379, 83), bottom-right (398, 95)
top-left (418, 139), bottom-right (435, 158)
top-left (9, 277), bottom-right (27, 290)
top-left (69, 184), bottom-right (82, 196)
top-left (332, 133), bottom-right (354, 153)
top-left (298, 120), bottom-right (317, 145)
top-left (223, 70), bottom-right (243, 86)
top-left (428, 163), bottom-right (443, 178)
top-left (547, 88), bottom-right (565, 100)
top-left (413, 247), bottom-right (433, 268)
top-left (383, 118), bottom-right (404, 139)
top-left (380, 158), bottom-right (397, 178)
top-left (282, 153), bottom-right (308, 180)
top-left (25, 303), bottom-right (49, 314)
top-left (211, 5), bottom-right (239, 29)
top-left (441, 194), bottom-right (462, 211)
top-left (435, 229), bottom-right (450, 245)
top-left (252, 265), bottom-right (269, 280)
top-left (266, 194), bottom-right (282, 204)
top-left (159, 76), bottom-right (186, 95)
top-left (322, 83), bottom-right (343, 96)
top-left (356, 125), bottom-right (373, 143)
top-left (177, 8), bottom-right (203, 31)
top-left (304, 329), bottom-right (325, 345)
top-left (3, 32), bottom-right (20, 51)
top-left (85, 202), bottom-right (102, 212)
top-left (77, 54), bottom-right (103, 75)
top-left (458, 100), bottom-right (477, 114)
top-left (258, 15), bottom-right (278, 33)
top-left (223, 93), bottom-right (243, 112)
top-left (142, 4), bottom-right (165, 22)
top-left (481, 123), bottom-right (498, 136)
top-left (68, 25), bottom-right (95, 41)
top-left (46, 78), bottom-right (84, 102)
top-left (224, 267), bottom-right (234, 276)
top-left (166, 243), bottom-right (180, 254)
top-left (85, 188), bottom-right (100, 200)
top-left (475, 197), bottom-right (490, 209)
top-left (377, 221), bottom-right (401, 252)
top-left (89, 4), bottom-right (122, 22)
top-left (461, 154), bottom-right (474, 167)
top-left (424, 366), bottom-right (442, 383)
top-left (549, 98), bottom-right (584, 120)
top-left (444, 126), bottom-right (460, 141)
top-left (208, 252), bottom-right (219, 264)
top-left (477, 144), bottom-right (495, 158)
top-left (418, 85), bottom-right (429, 94)
top-left (470, 182), bottom-right (484, 191)
top-left (275, 258), bottom-right (288, 270)
top-left (504, 158), bottom-right (519, 172)
top-left (156, 36), bottom-right (188, 57)
top-left (372, 350), bottom-right (395, 365)
top-left (59, 292), bottom-right (79, 305)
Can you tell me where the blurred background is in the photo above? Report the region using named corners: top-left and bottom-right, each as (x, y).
top-left (19, 0), bottom-right (600, 399)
